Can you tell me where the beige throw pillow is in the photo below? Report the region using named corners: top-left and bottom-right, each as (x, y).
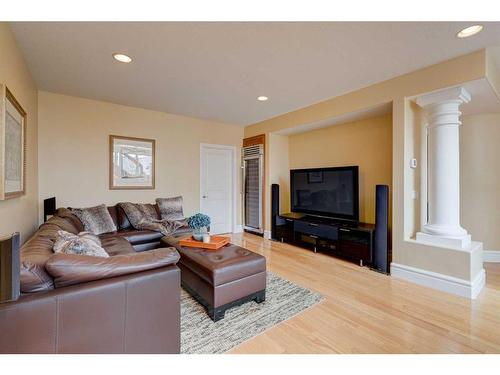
top-left (53, 230), bottom-right (109, 258)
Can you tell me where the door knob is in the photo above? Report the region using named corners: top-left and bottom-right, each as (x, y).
top-left (202, 195), bottom-right (207, 198)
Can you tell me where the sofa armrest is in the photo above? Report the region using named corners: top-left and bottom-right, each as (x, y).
top-left (0, 265), bottom-right (180, 353)
top-left (45, 247), bottom-right (180, 288)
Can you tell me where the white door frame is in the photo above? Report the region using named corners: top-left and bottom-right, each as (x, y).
top-left (200, 143), bottom-right (238, 233)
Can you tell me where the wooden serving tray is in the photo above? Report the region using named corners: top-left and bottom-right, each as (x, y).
top-left (179, 235), bottom-right (230, 250)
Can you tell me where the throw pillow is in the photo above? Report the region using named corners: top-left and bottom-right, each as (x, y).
top-left (118, 202), bottom-right (159, 228)
top-left (156, 196), bottom-right (185, 221)
top-left (72, 204), bottom-right (117, 235)
top-left (53, 230), bottom-right (109, 258)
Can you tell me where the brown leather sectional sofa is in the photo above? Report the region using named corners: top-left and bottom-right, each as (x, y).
top-left (0, 204), bottom-right (190, 354)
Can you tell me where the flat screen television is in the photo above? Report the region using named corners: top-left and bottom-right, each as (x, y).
top-left (290, 166), bottom-right (359, 222)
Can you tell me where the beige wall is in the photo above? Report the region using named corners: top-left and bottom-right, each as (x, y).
top-left (265, 133), bottom-right (290, 232)
top-left (404, 100), bottom-right (422, 240)
top-left (461, 113), bottom-right (500, 252)
top-left (38, 91), bottom-right (244, 222)
top-left (486, 47), bottom-right (500, 99)
top-left (288, 114), bottom-right (392, 225)
top-left (0, 23), bottom-right (39, 242)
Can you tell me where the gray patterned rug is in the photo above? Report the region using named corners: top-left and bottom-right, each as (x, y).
top-left (180, 272), bottom-right (324, 354)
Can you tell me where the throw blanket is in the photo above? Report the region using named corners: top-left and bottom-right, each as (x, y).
top-left (118, 202), bottom-right (185, 236)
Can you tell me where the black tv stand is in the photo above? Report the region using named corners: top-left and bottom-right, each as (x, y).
top-left (274, 212), bottom-right (375, 266)
top-left (302, 215), bottom-right (359, 227)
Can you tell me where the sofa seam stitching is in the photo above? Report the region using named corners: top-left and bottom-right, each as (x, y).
top-left (55, 297), bottom-right (59, 353)
top-left (123, 282), bottom-right (128, 353)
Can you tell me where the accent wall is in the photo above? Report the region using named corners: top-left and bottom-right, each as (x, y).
top-left (288, 114), bottom-right (392, 225)
top-left (461, 113), bottom-right (500, 255)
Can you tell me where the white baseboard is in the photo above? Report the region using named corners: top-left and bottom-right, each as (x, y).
top-left (264, 230), bottom-right (272, 240)
top-left (391, 262), bottom-right (485, 299)
top-left (484, 250), bottom-right (500, 263)
top-left (233, 224), bottom-right (243, 233)
top-left (471, 270), bottom-right (486, 299)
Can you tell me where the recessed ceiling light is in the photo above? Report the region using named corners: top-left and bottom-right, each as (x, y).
top-left (457, 25), bottom-right (483, 38)
top-left (113, 53), bottom-right (132, 63)
top-left (257, 96), bottom-right (268, 101)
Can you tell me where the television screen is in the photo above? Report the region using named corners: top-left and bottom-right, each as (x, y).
top-left (290, 166), bottom-right (359, 221)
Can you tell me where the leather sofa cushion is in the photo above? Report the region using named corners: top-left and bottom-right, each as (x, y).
top-left (106, 205), bottom-right (131, 230)
top-left (19, 214), bottom-right (86, 293)
top-left (100, 236), bottom-right (135, 256)
top-left (21, 233), bottom-right (54, 264)
top-left (20, 228), bottom-right (57, 293)
top-left (20, 262), bottom-right (55, 293)
top-left (116, 205), bottom-right (132, 230)
top-left (39, 216), bottom-right (80, 237)
top-left (99, 230), bottom-right (163, 245)
top-left (45, 247), bottom-right (180, 288)
top-left (107, 206), bottom-right (119, 227)
top-left (132, 242), bottom-right (162, 252)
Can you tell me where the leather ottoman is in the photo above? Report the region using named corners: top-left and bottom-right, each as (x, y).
top-left (161, 236), bottom-right (266, 321)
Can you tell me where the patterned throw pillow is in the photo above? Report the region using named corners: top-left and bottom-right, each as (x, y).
top-left (72, 204), bottom-right (117, 235)
top-left (118, 202), bottom-right (158, 229)
top-left (156, 196), bottom-right (185, 221)
top-left (53, 230), bottom-right (109, 258)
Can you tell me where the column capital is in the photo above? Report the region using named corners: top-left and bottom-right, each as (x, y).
top-left (416, 86), bottom-right (471, 108)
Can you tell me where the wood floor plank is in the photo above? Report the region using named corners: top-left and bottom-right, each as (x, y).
top-left (226, 232), bottom-right (500, 354)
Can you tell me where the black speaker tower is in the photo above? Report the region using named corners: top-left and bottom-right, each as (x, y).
top-left (271, 184), bottom-right (280, 240)
top-left (44, 197), bottom-right (56, 222)
top-left (372, 185), bottom-right (389, 274)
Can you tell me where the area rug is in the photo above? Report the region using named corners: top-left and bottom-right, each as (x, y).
top-left (180, 272), bottom-right (324, 354)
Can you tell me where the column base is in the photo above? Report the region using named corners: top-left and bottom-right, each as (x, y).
top-left (416, 231), bottom-right (471, 249)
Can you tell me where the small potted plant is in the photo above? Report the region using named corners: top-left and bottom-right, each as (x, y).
top-left (187, 213), bottom-right (211, 241)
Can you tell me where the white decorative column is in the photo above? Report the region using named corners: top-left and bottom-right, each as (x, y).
top-left (416, 86), bottom-right (471, 248)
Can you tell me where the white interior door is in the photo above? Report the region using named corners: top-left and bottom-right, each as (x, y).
top-left (200, 144), bottom-right (234, 234)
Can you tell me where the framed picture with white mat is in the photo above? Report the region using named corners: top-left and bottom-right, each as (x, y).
top-left (0, 85), bottom-right (26, 200)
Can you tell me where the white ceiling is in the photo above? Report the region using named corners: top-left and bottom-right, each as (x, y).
top-left (10, 22), bottom-right (500, 126)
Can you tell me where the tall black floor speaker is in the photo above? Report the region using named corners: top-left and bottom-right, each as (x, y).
top-left (271, 184), bottom-right (280, 240)
top-left (44, 196), bottom-right (56, 222)
top-left (0, 232), bottom-right (20, 303)
top-left (373, 185), bottom-right (389, 274)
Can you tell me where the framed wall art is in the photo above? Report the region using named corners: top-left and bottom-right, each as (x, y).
top-left (0, 85), bottom-right (26, 200)
top-left (109, 135), bottom-right (155, 190)
top-left (307, 170), bottom-right (323, 184)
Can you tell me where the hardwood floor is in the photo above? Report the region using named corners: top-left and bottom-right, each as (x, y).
top-left (226, 232), bottom-right (500, 354)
